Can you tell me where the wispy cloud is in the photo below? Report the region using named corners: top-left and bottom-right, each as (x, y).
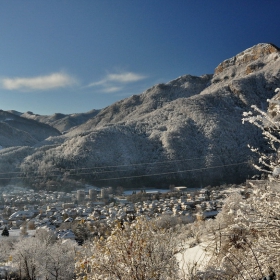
top-left (103, 86), bottom-right (123, 93)
top-left (107, 72), bottom-right (146, 83)
top-left (87, 71), bottom-right (147, 93)
top-left (1, 72), bottom-right (77, 91)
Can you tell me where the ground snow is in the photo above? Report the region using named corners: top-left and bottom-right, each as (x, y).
top-left (177, 241), bottom-right (211, 277)
top-left (0, 229), bottom-right (36, 240)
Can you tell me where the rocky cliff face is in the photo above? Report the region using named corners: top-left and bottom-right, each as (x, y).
top-left (214, 43), bottom-right (279, 75)
top-left (2, 43), bottom-right (280, 189)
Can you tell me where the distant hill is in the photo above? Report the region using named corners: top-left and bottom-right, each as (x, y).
top-left (1, 43), bottom-right (280, 189)
top-left (0, 110), bottom-right (61, 147)
top-left (21, 109), bottom-right (100, 133)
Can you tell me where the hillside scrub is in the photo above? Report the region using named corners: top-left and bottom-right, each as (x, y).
top-left (189, 183), bottom-right (278, 279)
top-left (75, 217), bottom-right (185, 280)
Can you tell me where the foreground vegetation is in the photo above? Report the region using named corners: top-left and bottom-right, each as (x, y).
top-left (1, 183), bottom-right (279, 280)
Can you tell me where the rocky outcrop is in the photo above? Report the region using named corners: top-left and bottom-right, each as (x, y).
top-left (214, 43), bottom-right (279, 75)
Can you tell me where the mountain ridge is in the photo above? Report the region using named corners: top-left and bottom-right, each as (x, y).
top-left (1, 43), bottom-right (279, 189)
top-left (21, 109), bottom-right (100, 133)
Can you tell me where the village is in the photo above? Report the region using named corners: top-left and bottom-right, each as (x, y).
top-left (0, 183), bottom-right (247, 242)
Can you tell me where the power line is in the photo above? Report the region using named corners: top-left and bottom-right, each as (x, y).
top-left (0, 161), bottom-right (249, 182)
top-left (80, 161), bottom-right (250, 181)
top-left (0, 154), bottom-right (221, 176)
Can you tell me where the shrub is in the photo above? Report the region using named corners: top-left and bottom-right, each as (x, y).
top-left (75, 217), bottom-right (182, 280)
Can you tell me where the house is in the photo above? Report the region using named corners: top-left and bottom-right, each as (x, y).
top-left (57, 229), bottom-right (76, 240)
top-left (9, 210), bottom-right (35, 221)
top-left (202, 210), bottom-right (219, 219)
top-left (174, 186), bottom-right (187, 193)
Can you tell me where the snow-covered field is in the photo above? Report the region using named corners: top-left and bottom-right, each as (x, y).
top-left (0, 229), bottom-right (36, 241)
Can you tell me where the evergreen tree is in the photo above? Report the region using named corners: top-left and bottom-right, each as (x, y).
top-left (74, 223), bottom-right (90, 245)
top-left (1, 226), bottom-right (9, 237)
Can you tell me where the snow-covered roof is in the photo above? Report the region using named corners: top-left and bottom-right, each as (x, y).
top-left (57, 229), bottom-right (76, 240)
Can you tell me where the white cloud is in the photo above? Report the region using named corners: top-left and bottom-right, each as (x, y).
top-left (87, 71), bottom-right (147, 93)
top-left (107, 72), bottom-right (146, 83)
top-left (102, 86), bottom-right (123, 93)
top-left (88, 79), bottom-right (107, 87)
top-left (1, 72), bottom-right (77, 91)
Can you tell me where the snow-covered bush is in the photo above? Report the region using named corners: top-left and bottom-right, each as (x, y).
top-left (75, 217), bottom-right (183, 280)
top-left (0, 238), bottom-right (13, 263)
top-left (199, 184), bottom-right (280, 279)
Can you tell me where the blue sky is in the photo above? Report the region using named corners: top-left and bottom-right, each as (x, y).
top-left (0, 0), bottom-right (279, 115)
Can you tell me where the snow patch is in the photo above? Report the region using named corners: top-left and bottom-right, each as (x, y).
top-left (177, 242), bottom-right (211, 277)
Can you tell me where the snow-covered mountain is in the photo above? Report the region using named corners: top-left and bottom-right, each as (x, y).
top-left (21, 109), bottom-right (100, 133)
top-left (1, 43), bottom-right (280, 189)
top-left (0, 110), bottom-right (61, 147)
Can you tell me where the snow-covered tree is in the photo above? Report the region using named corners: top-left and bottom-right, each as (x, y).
top-left (35, 227), bottom-right (57, 245)
top-left (242, 88), bottom-right (280, 179)
top-left (20, 224), bottom-right (28, 236)
top-left (11, 230), bottom-right (77, 280)
top-left (197, 184), bottom-right (279, 279)
top-left (75, 217), bottom-right (182, 280)
top-left (42, 240), bottom-right (77, 280)
top-left (192, 91), bottom-right (280, 278)
top-left (0, 238), bottom-right (13, 263)
top-left (12, 237), bottom-right (44, 280)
